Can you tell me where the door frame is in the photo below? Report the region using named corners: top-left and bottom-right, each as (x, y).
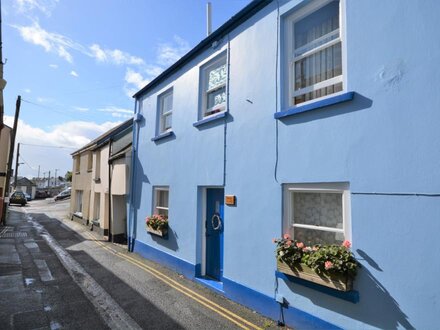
top-left (200, 186), bottom-right (224, 279)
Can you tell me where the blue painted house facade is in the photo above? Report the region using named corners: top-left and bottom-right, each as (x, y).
top-left (128, 0), bottom-right (440, 328)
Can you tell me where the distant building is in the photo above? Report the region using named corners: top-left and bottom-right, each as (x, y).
top-left (12, 177), bottom-right (36, 199)
top-left (70, 119), bottom-right (133, 243)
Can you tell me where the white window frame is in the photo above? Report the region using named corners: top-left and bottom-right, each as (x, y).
top-left (283, 183), bottom-right (351, 245)
top-left (200, 54), bottom-right (227, 119)
top-left (157, 88), bottom-right (173, 134)
top-left (283, 0), bottom-right (346, 108)
top-left (153, 186), bottom-right (169, 217)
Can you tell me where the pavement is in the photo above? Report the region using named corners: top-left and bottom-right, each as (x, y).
top-left (0, 199), bottom-right (283, 330)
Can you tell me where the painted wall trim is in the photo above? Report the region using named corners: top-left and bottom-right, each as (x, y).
top-left (131, 238), bottom-right (339, 329)
top-left (275, 271), bottom-right (360, 303)
top-left (193, 111), bottom-right (228, 128)
top-left (132, 239), bottom-right (195, 279)
top-left (222, 277), bottom-right (341, 330)
top-left (151, 130), bottom-right (175, 142)
top-left (274, 92), bottom-right (355, 119)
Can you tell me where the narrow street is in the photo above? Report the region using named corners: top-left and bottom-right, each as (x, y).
top-left (0, 199), bottom-right (277, 330)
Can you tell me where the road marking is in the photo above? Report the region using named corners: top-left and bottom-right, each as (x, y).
top-left (83, 232), bottom-right (263, 330)
top-left (26, 215), bottom-right (142, 330)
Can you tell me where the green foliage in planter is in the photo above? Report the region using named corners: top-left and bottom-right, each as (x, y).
top-left (304, 244), bottom-right (358, 278)
top-left (274, 234), bottom-right (358, 278)
top-left (145, 214), bottom-right (168, 230)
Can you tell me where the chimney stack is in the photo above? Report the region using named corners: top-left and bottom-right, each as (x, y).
top-left (206, 2), bottom-right (212, 36)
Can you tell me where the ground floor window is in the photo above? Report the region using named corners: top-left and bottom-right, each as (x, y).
top-left (283, 183), bottom-right (350, 246)
top-left (153, 187), bottom-right (169, 217)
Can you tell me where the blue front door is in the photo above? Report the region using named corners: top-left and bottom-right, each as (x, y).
top-left (205, 188), bottom-right (224, 280)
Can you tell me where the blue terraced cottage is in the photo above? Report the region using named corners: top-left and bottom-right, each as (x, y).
top-left (128, 0), bottom-right (440, 328)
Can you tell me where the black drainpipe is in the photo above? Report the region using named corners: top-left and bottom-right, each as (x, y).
top-left (108, 138), bottom-right (113, 242)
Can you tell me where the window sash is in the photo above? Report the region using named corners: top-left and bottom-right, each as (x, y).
top-left (159, 91), bottom-right (173, 133)
top-left (201, 56), bottom-right (227, 118)
top-left (293, 36), bottom-right (340, 63)
top-left (285, 185), bottom-right (349, 246)
top-left (287, 0), bottom-right (343, 107)
top-left (154, 188), bottom-right (169, 212)
top-left (161, 112), bottom-right (172, 131)
top-left (294, 29), bottom-right (340, 58)
top-left (292, 75), bottom-right (343, 97)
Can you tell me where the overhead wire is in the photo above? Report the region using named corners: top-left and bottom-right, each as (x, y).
top-left (19, 142), bottom-right (77, 150)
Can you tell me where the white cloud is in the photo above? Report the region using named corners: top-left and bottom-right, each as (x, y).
top-left (124, 68), bottom-right (149, 90)
top-left (12, 22), bottom-right (147, 68)
top-left (70, 70), bottom-right (79, 77)
top-left (14, 0), bottom-right (59, 17)
top-left (73, 106), bottom-right (88, 112)
top-left (24, 88), bottom-right (31, 93)
top-left (123, 36), bottom-right (188, 97)
top-left (89, 44), bottom-right (145, 66)
top-left (3, 115), bottom-right (121, 178)
top-left (157, 36), bottom-right (190, 66)
top-left (98, 106), bottom-right (133, 119)
top-left (49, 63), bottom-right (58, 69)
top-left (11, 21), bottom-right (85, 63)
top-left (12, 19), bottom-right (190, 100)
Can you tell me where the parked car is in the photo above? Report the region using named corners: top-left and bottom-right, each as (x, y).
top-left (35, 190), bottom-right (50, 199)
top-left (54, 188), bottom-right (71, 201)
top-left (9, 191), bottom-right (27, 206)
top-left (24, 193), bottom-right (32, 201)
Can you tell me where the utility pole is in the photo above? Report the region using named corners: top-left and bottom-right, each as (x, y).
top-left (0, 0), bottom-right (6, 126)
top-left (48, 170), bottom-right (50, 188)
top-left (13, 142), bottom-right (19, 189)
top-left (54, 168), bottom-right (59, 187)
top-left (37, 165), bottom-right (40, 179)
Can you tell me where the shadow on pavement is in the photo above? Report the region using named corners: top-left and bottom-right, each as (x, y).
top-left (27, 210), bottom-right (185, 329)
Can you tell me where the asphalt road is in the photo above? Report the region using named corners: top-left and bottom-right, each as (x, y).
top-left (0, 199), bottom-right (282, 330)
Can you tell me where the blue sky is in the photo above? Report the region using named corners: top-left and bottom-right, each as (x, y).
top-left (2, 0), bottom-right (250, 179)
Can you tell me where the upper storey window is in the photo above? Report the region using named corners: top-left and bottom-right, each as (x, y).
top-left (158, 89), bottom-right (173, 133)
top-left (286, 0), bottom-right (343, 106)
top-left (201, 55), bottom-right (227, 118)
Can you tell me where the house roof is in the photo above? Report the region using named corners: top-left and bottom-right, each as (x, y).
top-left (71, 118), bottom-right (133, 156)
top-left (13, 177), bottom-right (36, 187)
top-left (133, 0), bottom-right (273, 99)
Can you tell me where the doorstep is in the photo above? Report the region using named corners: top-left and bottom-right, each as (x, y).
top-left (195, 276), bottom-right (224, 294)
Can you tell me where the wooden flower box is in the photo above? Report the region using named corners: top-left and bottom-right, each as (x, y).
top-left (277, 260), bottom-right (352, 292)
top-left (146, 225), bottom-right (168, 238)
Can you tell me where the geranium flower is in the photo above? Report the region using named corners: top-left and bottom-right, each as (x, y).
top-left (283, 233), bottom-right (291, 240)
top-left (324, 261), bottom-right (334, 270)
top-left (342, 240), bottom-right (351, 249)
top-left (285, 240), bottom-right (292, 247)
top-left (296, 242), bottom-right (304, 249)
top-left (272, 238), bottom-right (277, 243)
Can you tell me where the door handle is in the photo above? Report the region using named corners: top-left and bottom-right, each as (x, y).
top-left (211, 213), bottom-right (222, 231)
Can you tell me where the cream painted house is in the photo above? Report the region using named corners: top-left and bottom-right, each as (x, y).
top-left (70, 119), bottom-right (133, 243)
top-left (0, 124), bottom-right (12, 223)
